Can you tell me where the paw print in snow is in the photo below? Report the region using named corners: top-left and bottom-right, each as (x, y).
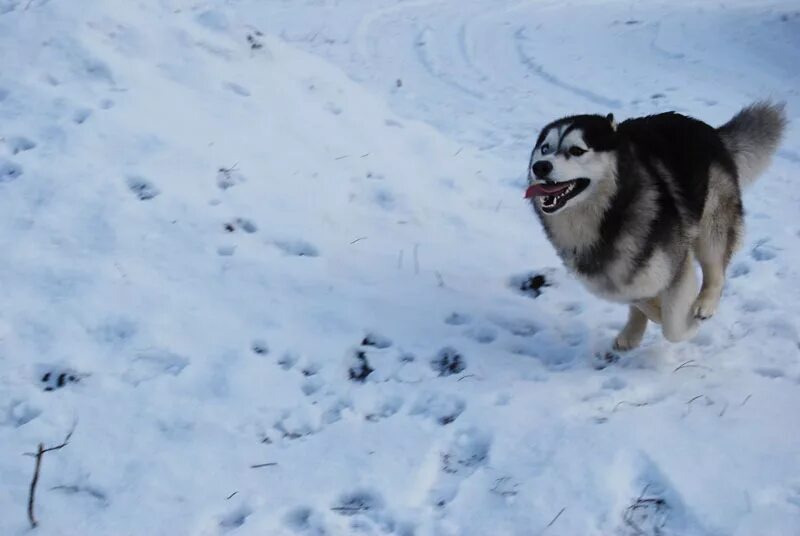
top-left (0, 159), bottom-right (23, 182)
top-left (126, 176), bottom-right (160, 200)
top-left (40, 368), bottom-right (82, 391)
top-left (348, 350), bottom-right (374, 382)
top-left (361, 332), bottom-right (392, 349)
top-left (217, 165), bottom-right (245, 190)
top-left (431, 347), bottom-right (466, 376)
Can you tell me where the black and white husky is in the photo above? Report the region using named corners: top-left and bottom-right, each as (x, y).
top-left (525, 102), bottom-right (786, 350)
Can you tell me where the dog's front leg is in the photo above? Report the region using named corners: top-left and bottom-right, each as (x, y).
top-left (613, 306), bottom-right (649, 351)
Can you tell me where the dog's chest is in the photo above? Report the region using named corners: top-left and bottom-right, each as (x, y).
top-left (567, 248), bottom-right (674, 303)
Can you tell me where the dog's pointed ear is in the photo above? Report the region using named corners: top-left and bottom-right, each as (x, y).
top-left (606, 113), bottom-right (617, 131)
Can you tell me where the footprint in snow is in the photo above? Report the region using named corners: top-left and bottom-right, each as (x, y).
top-left (445, 312), bottom-right (471, 326)
top-left (410, 392), bottom-right (466, 425)
top-left (751, 239), bottom-right (778, 261)
top-left (223, 218), bottom-right (258, 233)
top-left (284, 506), bottom-right (327, 535)
top-left (39, 368), bottom-right (83, 391)
top-left (223, 82), bottom-right (251, 97)
top-left (217, 165), bottom-right (245, 190)
top-left (0, 159), bottom-right (23, 182)
top-left (361, 332), bottom-right (392, 349)
top-left (365, 396), bottom-right (403, 422)
top-left (6, 136), bottom-right (36, 154)
top-left (122, 349), bottom-right (189, 386)
top-left (431, 347), bottom-right (466, 376)
top-left (126, 176), bottom-right (160, 200)
top-left (274, 239), bottom-right (319, 257)
top-left (510, 269), bottom-right (554, 298)
top-left (250, 339), bottom-right (269, 355)
top-left (330, 489), bottom-right (410, 534)
top-left (730, 262), bottom-right (750, 278)
top-left (219, 505), bottom-right (253, 532)
top-left (464, 325), bottom-right (497, 344)
top-left (429, 427), bottom-right (492, 508)
top-left (73, 108), bottom-right (92, 125)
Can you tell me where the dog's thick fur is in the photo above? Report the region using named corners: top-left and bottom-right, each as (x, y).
top-left (526, 102), bottom-right (786, 350)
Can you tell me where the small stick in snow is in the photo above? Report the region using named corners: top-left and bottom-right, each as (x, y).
top-left (740, 394), bottom-right (752, 407)
top-left (25, 425), bottom-right (77, 528)
top-left (673, 359), bottom-right (712, 373)
top-left (350, 237), bottom-right (367, 245)
top-left (250, 462), bottom-right (278, 469)
top-left (453, 147), bottom-right (462, 156)
top-left (334, 155), bottom-right (350, 161)
top-left (360, 153), bottom-right (370, 158)
top-left (613, 400), bottom-right (648, 412)
top-left (546, 507), bottom-right (566, 528)
top-left (226, 491), bottom-right (239, 500)
top-left (397, 249), bottom-right (404, 270)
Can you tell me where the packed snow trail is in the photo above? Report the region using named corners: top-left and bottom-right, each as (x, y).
top-left (0, 1), bottom-right (799, 535)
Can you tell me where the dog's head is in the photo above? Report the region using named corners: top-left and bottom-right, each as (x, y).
top-left (526, 113), bottom-right (618, 214)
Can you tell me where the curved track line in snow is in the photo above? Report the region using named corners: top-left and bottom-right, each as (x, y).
top-left (513, 27), bottom-right (623, 110)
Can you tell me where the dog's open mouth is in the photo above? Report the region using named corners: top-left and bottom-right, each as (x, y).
top-left (525, 178), bottom-right (590, 213)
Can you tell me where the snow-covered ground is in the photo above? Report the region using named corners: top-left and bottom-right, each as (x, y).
top-left (1, 0), bottom-right (799, 534)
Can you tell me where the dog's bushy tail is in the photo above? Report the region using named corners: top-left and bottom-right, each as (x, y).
top-left (718, 101), bottom-right (787, 188)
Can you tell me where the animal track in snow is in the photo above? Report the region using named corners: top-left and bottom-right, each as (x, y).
top-left (73, 108), bottom-right (92, 124)
top-left (444, 312), bottom-right (471, 326)
top-left (464, 325), bottom-right (497, 344)
top-left (274, 239), bottom-right (319, 257)
top-left (348, 349), bottom-right (374, 382)
top-left (0, 159), bottom-right (23, 182)
top-left (6, 136), bottom-right (36, 154)
top-left (219, 505), bottom-right (253, 531)
top-left (223, 82), bottom-right (251, 97)
top-left (730, 262), bottom-right (750, 278)
top-left (751, 239), bottom-right (778, 261)
top-left (361, 332), bottom-right (392, 349)
top-left (217, 165), bottom-right (245, 190)
top-left (410, 392), bottom-right (466, 425)
top-left (430, 347), bottom-right (466, 376)
top-left (278, 351), bottom-right (300, 370)
top-left (40, 368), bottom-right (82, 391)
top-left (365, 396), bottom-right (403, 422)
top-left (122, 349), bottom-right (189, 386)
top-left (4, 400), bottom-right (41, 427)
top-left (224, 218), bottom-right (258, 233)
top-left (126, 176), bottom-right (160, 200)
top-left (510, 270), bottom-right (554, 298)
top-left (284, 506), bottom-right (327, 535)
top-left (429, 427), bottom-right (492, 508)
top-left (250, 339), bottom-right (269, 355)
top-left (491, 316), bottom-right (540, 337)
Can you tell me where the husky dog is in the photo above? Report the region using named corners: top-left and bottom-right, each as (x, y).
top-left (525, 102), bottom-right (786, 350)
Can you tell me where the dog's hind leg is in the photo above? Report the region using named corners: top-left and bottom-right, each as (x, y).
top-left (614, 306), bottom-right (648, 351)
top-left (660, 253), bottom-right (700, 343)
top-left (693, 170), bottom-right (743, 320)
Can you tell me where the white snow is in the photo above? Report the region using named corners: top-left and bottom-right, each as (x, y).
top-left (0, 0), bottom-right (799, 535)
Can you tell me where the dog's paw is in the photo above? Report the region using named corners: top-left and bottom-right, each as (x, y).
top-left (692, 293), bottom-right (719, 320)
top-left (613, 331), bottom-right (643, 352)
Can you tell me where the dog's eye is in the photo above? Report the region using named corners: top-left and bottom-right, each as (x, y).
top-left (568, 146), bottom-right (587, 157)
top-left (540, 143), bottom-right (551, 155)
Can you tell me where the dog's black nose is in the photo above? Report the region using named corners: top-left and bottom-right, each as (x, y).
top-left (531, 160), bottom-right (553, 178)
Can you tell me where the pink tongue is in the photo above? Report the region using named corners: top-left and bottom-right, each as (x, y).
top-left (524, 183), bottom-right (569, 198)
